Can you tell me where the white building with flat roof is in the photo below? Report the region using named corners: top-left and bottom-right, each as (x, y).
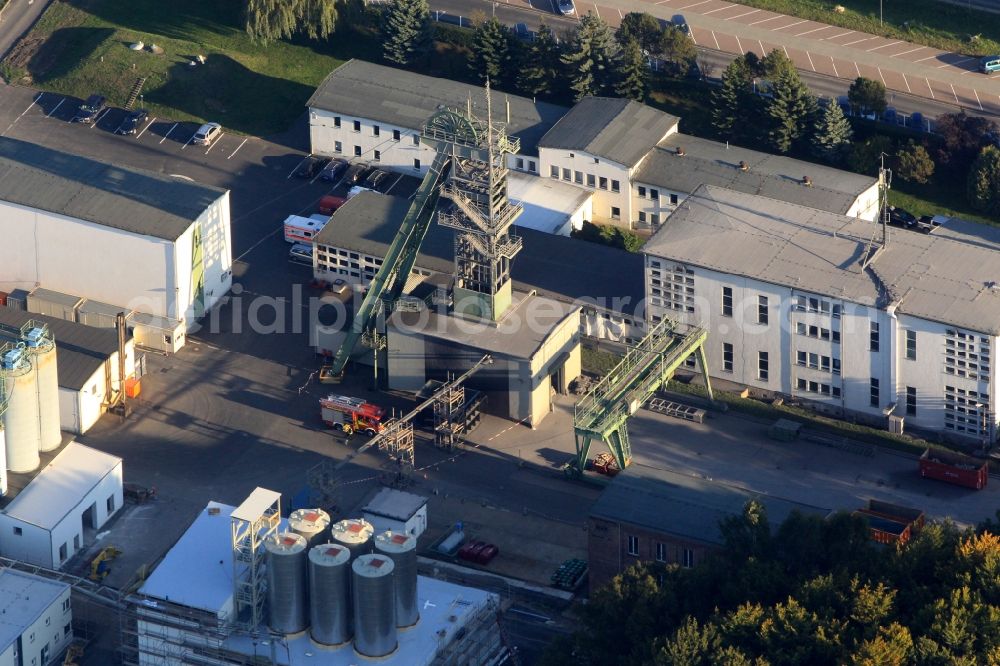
top-left (0, 569), bottom-right (72, 666)
top-left (644, 184), bottom-right (1000, 443)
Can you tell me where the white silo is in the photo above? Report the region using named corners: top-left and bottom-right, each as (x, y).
top-left (265, 532), bottom-right (309, 635)
top-left (21, 324), bottom-right (60, 452)
top-left (289, 508), bottom-right (331, 547)
top-left (374, 531), bottom-right (419, 627)
top-left (1, 345), bottom-right (40, 473)
top-left (308, 543), bottom-right (352, 646)
top-left (352, 554), bottom-right (397, 658)
top-left (331, 519), bottom-right (374, 559)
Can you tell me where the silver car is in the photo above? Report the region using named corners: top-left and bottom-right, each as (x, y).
top-left (192, 122), bottom-right (222, 146)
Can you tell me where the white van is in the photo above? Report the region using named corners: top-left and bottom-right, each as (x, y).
top-left (283, 214), bottom-right (329, 243)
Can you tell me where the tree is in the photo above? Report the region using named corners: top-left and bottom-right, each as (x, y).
top-left (848, 77), bottom-right (887, 118)
top-left (935, 111), bottom-right (998, 167)
top-left (848, 135), bottom-right (894, 175)
top-left (243, 0), bottom-right (337, 43)
top-left (382, 0), bottom-right (432, 65)
top-left (658, 25), bottom-right (697, 76)
top-left (811, 101), bottom-right (853, 162)
top-left (518, 23), bottom-right (565, 99)
top-left (711, 57), bottom-right (757, 143)
top-left (469, 17), bottom-right (512, 85)
top-left (561, 13), bottom-right (621, 100)
top-left (968, 145), bottom-right (1000, 216)
top-left (897, 141), bottom-right (935, 184)
top-left (760, 48), bottom-right (795, 78)
top-left (616, 38), bottom-right (648, 101)
top-left (616, 12), bottom-right (662, 54)
top-left (765, 65), bottom-right (817, 153)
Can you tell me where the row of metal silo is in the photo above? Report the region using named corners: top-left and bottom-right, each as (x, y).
top-left (264, 512), bottom-right (420, 658)
top-left (0, 323), bottom-right (61, 494)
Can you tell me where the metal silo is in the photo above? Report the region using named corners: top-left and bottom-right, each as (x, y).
top-left (289, 508), bottom-right (331, 547)
top-left (21, 324), bottom-right (60, 453)
top-left (265, 532), bottom-right (309, 635)
top-left (374, 531), bottom-right (419, 627)
top-left (352, 554), bottom-right (397, 658)
top-left (308, 543), bottom-right (351, 646)
top-left (1, 345), bottom-right (40, 473)
top-left (331, 519), bottom-right (374, 558)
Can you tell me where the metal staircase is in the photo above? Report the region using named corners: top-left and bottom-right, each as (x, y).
top-left (124, 77), bottom-right (146, 110)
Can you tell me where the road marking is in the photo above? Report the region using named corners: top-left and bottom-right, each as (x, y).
top-left (617, 7), bottom-right (622, 17)
top-left (806, 50), bottom-right (816, 72)
top-left (830, 56), bottom-right (838, 78)
top-left (749, 14), bottom-right (782, 25)
top-left (46, 99), bottom-right (64, 118)
top-left (782, 45), bottom-right (789, 58)
top-left (3, 95), bottom-right (40, 136)
top-left (925, 78), bottom-right (935, 99)
top-left (939, 56), bottom-right (974, 68)
top-left (168, 174), bottom-right (194, 181)
top-left (974, 88), bottom-right (984, 111)
top-left (681, 0), bottom-right (711, 7)
top-left (234, 228), bottom-right (281, 264)
top-left (135, 117), bottom-right (155, 139)
top-left (854, 61), bottom-right (861, 77)
top-left (711, 30), bottom-right (720, 50)
top-left (778, 19), bottom-right (807, 30)
top-left (205, 133), bottom-right (224, 154)
top-left (950, 83), bottom-right (960, 104)
top-left (727, 8), bottom-right (759, 18)
top-left (689, 26), bottom-right (697, 45)
top-left (893, 46), bottom-right (924, 57)
top-left (758, 39), bottom-right (764, 55)
top-left (384, 173), bottom-right (405, 194)
top-left (159, 122), bottom-right (178, 144)
top-left (228, 138), bottom-right (248, 159)
top-left (914, 54), bottom-right (939, 62)
top-left (90, 107), bottom-right (110, 129)
top-left (877, 66), bottom-right (886, 86)
top-left (735, 35), bottom-right (744, 55)
top-left (901, 74), bottom-right (911, 93)
top-left (867, 40), bottom-right (903, 52)
top-left (825, 30), bottom-right (853, 40)
top-left (288, 155), bottom-right (311, 179)
top-left (702, 5), bottom-right (731, 14)
top-left (842, 36), bottom-right (874, 46)
top-left (796, 25), bottom-right (830, 37)
top-left (181, 134), bottom-right (194, 150)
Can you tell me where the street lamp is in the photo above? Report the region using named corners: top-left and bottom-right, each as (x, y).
top-left (976, 402), bottom-right (991, 451)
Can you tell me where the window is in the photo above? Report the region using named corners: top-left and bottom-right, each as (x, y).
top-left (550, 165), bottom-right (559, 179)
top-left (354, 145), bottom-right (362, 157)
top-left (670, 193), bottom-right (678, 205)
top-left (610, 206), bottom-right (621, 220)
top-left (413, 158), bottom-right (421, 170)
top-left (870, 378), bottom-right (880, 407)
top-left (599, 177), bottom-right (608, 190)
top-left (528, 160), bottom-right (536, 172)
top-left (611, 179), bottom-right (621, 193)
top-left (723, 343), bottom-right (734, 372)
top-left (333, 116), bottom-right (341, 128)
top-left (373, 150), bottom-right (381, 161)
top-left (574, 170), bottom-right (583, 184)
top-left (905, 330), bottom-right (917, 360)
top-left (392, 129), bottom-right (400, 141)
top-left (757, 295), bottom-right (768, 325)
top-left (655, 542), bottom-right (667, 562)
top-left (62, 599), bottom-right (70, 612)
top-left (650, 189), bottom-right (659, 200)
top-left (638, 186), bottom-right (647, 197)
top-left (73, 535), bottom-right (80, 550)
top-left (412, 134), bottom-right (420, 146)
top-left (372, 125), bottom-right (380, 136)
top-left (64, 624), bottom-right (71, 637)
top-left (627, 535), bottom-right (639, 556)
top-left (333, 140), bottom-right (342, 153)
top-left (682, 548), bottom-right (694, 568)
top-left (587, 173), bottom-right (596, 187)
top-left (562, 168), bottom-right (571, 181)
top-left (515, 157), bottom-right (524, 170)
top-left (906, 386), bottom-right (917, 416)
top-left (13, 527), bottom-right (21, 536)
top-left (722, 286), bottom-right (733, 317)
top-left (352, 120), bottom-right (360, 132)
top-left (58, 543), bottom-right (67, 563)
top-left (869, 321), bottom-right (880, 352)
top-left (638, 212), bottom-right (646, 223)
top-left (650, 213), bottom-right (660, 225)
top-left (758, 351), bottom-right (769, 381)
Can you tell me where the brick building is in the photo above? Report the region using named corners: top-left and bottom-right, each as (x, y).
top-left (587, 464), bottom-right (829, 594)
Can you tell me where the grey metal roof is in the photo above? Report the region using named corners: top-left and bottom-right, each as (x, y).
top-left (362, 488), bottom-right (428, 521)
top-left (590, 463), bottom-right (829, 546)
top-left (0, 137), bottom-right (227, 241)
top-left (539, 97), bottom-right (679, 167)
top-left (307, 60), bottom-right (568, 156)
top-left (0, 569), bottom-right (69, 651)
top-left (0, 308), bottom-right (125, 391)
top-left (635, 134), bottom-right (877, 215)
top-left (644, 185), bottom-right (1000, 335)
top-left (27, 288), bottom-right (82, 308)
top-left (314, 192), bottom-right (646, 317)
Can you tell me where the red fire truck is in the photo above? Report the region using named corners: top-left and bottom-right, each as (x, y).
top-left (320, 395), bottom-right (385, 436)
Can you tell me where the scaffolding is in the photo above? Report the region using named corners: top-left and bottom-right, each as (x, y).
top-left (230, 489), bottom-right (280, 630)
top-left (429, 596), bottom-right (511, 666)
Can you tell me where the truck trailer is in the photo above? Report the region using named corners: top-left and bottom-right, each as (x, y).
top-left (919, 448), bottom-right (989, 490)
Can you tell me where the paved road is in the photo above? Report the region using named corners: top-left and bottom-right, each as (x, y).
top-left (0, 0), bottom-right (52, 61)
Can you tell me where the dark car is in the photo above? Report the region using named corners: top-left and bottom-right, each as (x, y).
top-left (73, 94), bottom-right (107, 123)
top-left (365, 169), bottom-right (389, 188)
top-left (115, 109), bottom-right (148, 135)
top-left (295, 156), bottom-right (330, 179)
top-left (887, 206), bottom-right (916, 228)
top-left (344, 163), bottom-right (369, 184)
top-left (319, 158), bottom-right (349, 182)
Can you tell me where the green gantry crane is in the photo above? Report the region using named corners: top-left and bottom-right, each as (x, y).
top-left (572, 319), bottom-right (713, 474)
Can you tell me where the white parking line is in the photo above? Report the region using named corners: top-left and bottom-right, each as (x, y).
top-left (939, 56), bottom-right (974, 68)
top-left (950, 83), bottom-right (960, 104)
top-left (228, 138), bottom-right (248, 160)
top-left (902, 74), bottom-right (911, 93)
top-left (867, 40), bottom-right (903, 52)
top-left (877, 66), bottom-right (886, 86)
top-left (796, 25), bottom-right (830, 37)
top-left (749, 15), bottom-right (782, 25)
top-left (689, 27), bottom-right (697, 45)
top-left (711, 30), bottom-right (720, 49)
top-left (181, 134), bottom-right (194, 150)
top-left (204, 133), bottom-right (224, 154)
top-left (893, 46), bottom-right (924, 57)
top-left (90, 108), bottom-right (110, 129)
top-left (806, 50), bottom-right (816, 72)
top-left (384, 173), bottom-right (405, 194)
top-left (735, 35), bottom-right (744, 55)
top-left (3, 95), bottom-right (41, 136)
top-left (777, 19), bottom-right (807, 30)
top-left (914, 54), bottom-right (939, 62)
top-left (47, 99), bottom-right (64, 118)
top-left (782, 45), bottom-right (789, 58)
top-left (681, 0), bottom-right (712, 8)
top-left (727, 8), bottom-right (759, 18)
top-left (617, 7), bottom-right (622, 18)
top-left (135, 117), bottom-right (155, 139)
top-left (925, 78), bottom-right (935, 99)
top-left (854, 61), bottom-right (861, 77)
top-left (702, 5), bottom-right (731, 14)
top-left (974, 88), bottom-right (984, 111)
top-left (757, 39), bottom-right (764, 55)
top-left (830, 56), bottom-right (839, 78)
top-left (159, 122), bottom-right (178, 144)
top-left (825, 30), bottom-right (853, 40)
top-left (288, 155), bottom-right (311, 179)
top-left (842, 36), bottom-right (874, 46)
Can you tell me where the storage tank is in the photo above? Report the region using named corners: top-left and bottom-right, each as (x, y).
top-left (374, 531), bottom-right (419, 627)
top-left (1, 346), bottom-right (40, 473)
top-left (21, 325), bottom-right (60, 452)
top-left (265, 532), bottom-right (309, 635)
top-left (331, 519), bottom-right (374, 558)
top-left (308, 543), bottom-right (352, 646)
top-left (290, 508), bottom-right (331, 547)
top-left (352, 554), bottom-right (397, 658)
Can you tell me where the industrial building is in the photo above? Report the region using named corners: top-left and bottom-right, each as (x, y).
top-left (307, 61), bottom-right (878, 232)
top-left (0, 568), bottom-right (72, 666)
top-left (0, 309), bottom-right (136, 435)
top-left (0, 442), bottom-right (123, 569)
top-left (361, 488), bottom-right (428, 538)
top-left (644, 185), bottom-right (1000, 443)
top-left (587, 463), bottom-right (829, 593)
top-left (125, 489), bottom-right (510, 665)
top-left (0, 137), bottom-right (233, 341)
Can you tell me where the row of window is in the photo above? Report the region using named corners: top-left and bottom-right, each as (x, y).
top-left (513, 157), bottom-right (538, 173)
top-left (626, 534), bottom-right (694, 567)
top-left (637, 185), bottom-right (681, 206)
top-left (794, 295), bottom-right (841, 317)
top-left (550, 166), bottom-right (621, 192)
top-left (637, 211), bottom-right (661, 225)
top-left (331, 141), bottom-right (423, 169)
top-left (796, 322), bottom-right (842, 344)
top-left (796, 378), bottom-right (842, 398)
top-left (795, 351), bottom-right (841, 374)
top-left (333, 116), bottom-right (420, 145)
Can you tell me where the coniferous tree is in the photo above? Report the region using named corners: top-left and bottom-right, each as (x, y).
top-left (766, 65), bottom-right (817, 153)
top-left (811, 101), bottom-right (853, 162)
top-left (469, 17), bottom-right (513, 85)
top-left (382, 0), bottom-right (432, 65)
top-left (615, 38), bottom-right (647, 101)
top-left (658, 25), bottom-right (696, 76)
top-left (968, 145), bottom-right (1000, 216)
top-left (712, 56), bottom-right (755, 142)
top-left (897, 141), bottom-right (935, 184)
top-left (518, 23), bottom-right (564, 98)
top-left (848, 76), bottom-right (888, 117)
top-left (243, 0), bottom-right (337, 43)
top-left (615, 12), bottom-right (662, 53)
top-left (561, 13), bottom-right (621, 100)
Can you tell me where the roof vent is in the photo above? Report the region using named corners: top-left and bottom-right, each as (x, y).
top-left (802, 175), bottom-right (813, 187)
top-left (738, 160), bottom-right (749, 171)
top-left (676, 146), bottom-right (685, 157)
top-left (988, 281), bottom-right (1000, 291)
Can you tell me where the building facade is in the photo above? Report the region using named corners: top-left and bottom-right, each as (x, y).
top-left (0, 570), bottom-right (72, 666)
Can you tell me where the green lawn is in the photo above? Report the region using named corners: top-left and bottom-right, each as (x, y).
top-left (724, 0), bottom-right (1000, 56)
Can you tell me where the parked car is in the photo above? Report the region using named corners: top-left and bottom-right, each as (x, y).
top-left (458, 540), bottom-right (486, 562)
top-left (887, 206), bottom-right (916, 228)
top-left (557, 0), bottom-right (575, 15)
top-left (73, 94), bottom-right (106, 123)
top-left (192, 122), bottom-right (222, 145)
top-left (344, 163), bottom-right (369, 184)
top-left (115, 109), bottom-right (148, 135)
top-left (365, 169), bottom-right (389, 188)
top-left (671, 14), bottom-right (690, 34)
top-left (514, 23), bottom-right (532, 41)
top-left (288, 242), bottom-right (313, 264)
top-left (318, 194), bottom-right (347, 215)
top-left (475, 543), bottom-right (499, 564)
top-left (295, 156), bottom-right (330, 179)
top-left (320, 158), bottom-right (349, 182)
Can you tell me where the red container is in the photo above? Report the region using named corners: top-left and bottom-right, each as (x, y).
top-left (919, 448), bottom-right (988, 490)
top-left (0, 291), bottom-right (7, 307)
top-left (125, 378), bottom-right (142, 399)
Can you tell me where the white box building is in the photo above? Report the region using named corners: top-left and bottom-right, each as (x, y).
top-left (0, 442), bottom-right (123, 568)
top-left (644, 185), bottom-right (1000, 443)
top-left (361, 488), bottom-right (428, 538)
top-left (0, 137), bottom-right (233, 337)
top-left (0, 569), bottom-right (72, 666)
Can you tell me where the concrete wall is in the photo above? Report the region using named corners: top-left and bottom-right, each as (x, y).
top-left (538, 148), bottom-right (630, 227)
top-left (16, 585), bottom-right (72, 666)
top-left (362, 505), bottom-right (427, 538)
top-left (0, 519), bottom-right (50, 568)
top-left (846, 182), bottom-right (881, 221)
top-left (57, 342), bottom-right (135, 434)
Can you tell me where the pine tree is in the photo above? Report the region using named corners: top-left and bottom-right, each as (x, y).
top-left (470, 17), bottom-right (512, 85)
top-left (766, 66), bottom-right (817, 153)
top-left (658, 25), bottom-right (696, 76)
top-left (382, 0), bottom-right (432, 66)
top-left (848, 76), bottom-right (888, 117)
top-left (811, 101), bottom-right (853, 162)
top-left (712, 57), bottom-right (754, 141)
top-left (243, 0), bottom-right (337, 43)
top-left (615, 12), bottom-right (661, 53)
top-left (967, 145), bottom-right (1000, 216)
top-left (615, 38), bottom-right (647, 101)
top-left (561, 13), bottom-right (621, 100)
top-left (897, 141), bottom-right (935, 184)
top-left (518, 23), bottom-right (564, 98)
